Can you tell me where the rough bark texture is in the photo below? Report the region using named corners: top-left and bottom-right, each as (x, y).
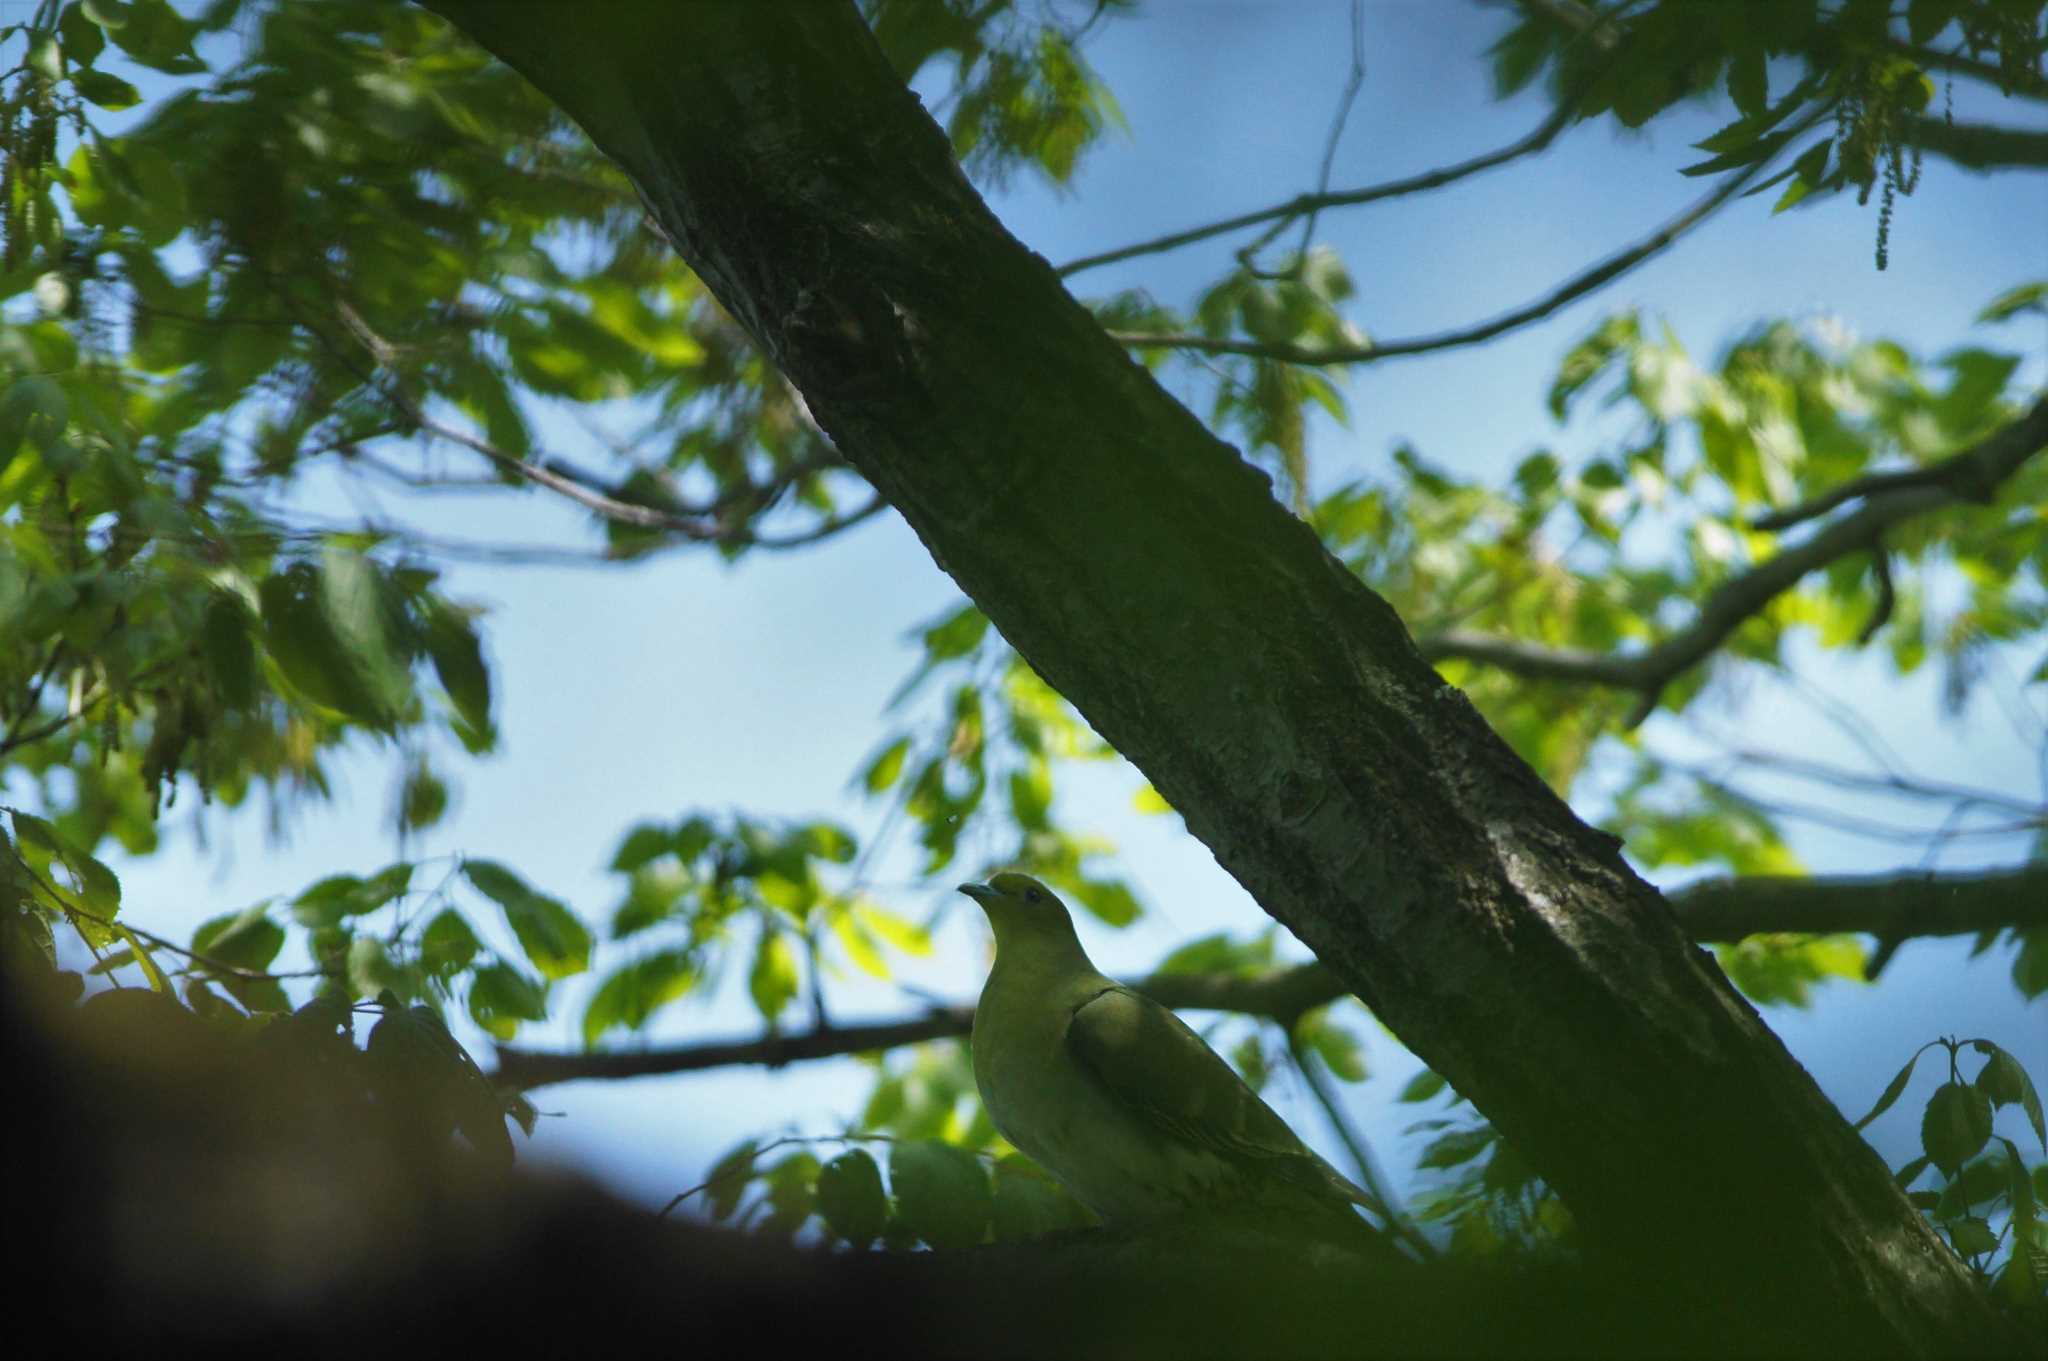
top-left (415, 3), bottom-right (2019, 1353)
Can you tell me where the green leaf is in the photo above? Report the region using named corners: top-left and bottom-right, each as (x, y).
top-left (1131, 782), bottom-right (1173, 815)
top-left (1947, 1217), bottom-right (1997, 1258)
top-left (319, 548), bottom-right (411, 724)
top-left (467, 962), bottom-right (547, 1041)
top-left (1973, 1040), bottom-right (2046, 1151)
top-left (889, 1140), bottom-right (991, 1250)
top-left (463, 859), bottom-right (528, 908)
top-left (82, 0), bottom-right (133, 27)
top-left (421, 909), bottom-right (480, 975)
top-left (199, 593), bottom-right (259, 709)
top-left (1977, 281), bottom-right (2047, 325)
top-left (815, 1149), bottom-right (888, 1246)
top-left (503, 892), bottom-right (590, 980)
top-left (193, 904), bottom-right (284, 973)
top-left (800, 822), bottom-right (858, 864)
top-left (1921, 1081), bottom-right (1994, 1176)
top-left (1854, 1045), bottom-right (1933, 1130)
top-left (73, 851), bottom-right (122, 917)
top-left (261, 563), bottom-right (379, 721)
top-left (1418, 1126), bottom-right (1498, 1170)
top-left (464, 859), bottom-right (590, 979)
top-left (1768, 140), bottom-right (1832, 214)
top-left (1068, 877), bottom-right (1140, 927)
top-left (425, 603), bottom-right (491, 736)
top-left (1296, 1009), bottom-right (1368, 1082)
top-left (1152, 929), bottom-right (1273, 977)
top-left (2013, 927), bottom-right (2048, 999)
top-left (748, 927), bottom-right (799, 1023)
top-left (922, 603), bottom-right (989, 660)
top-left (347, 936), bottom-right (406, 1002)
top-left (608, 823), bottom-right (673, 873)
top-left (1678, 123), bottom-right (1798, 178)
top-left (580, 948), bottom-right (695, 1046)
top-left (759, 1152), bottom-right (819, 1237)
top-left (107, 0), bottom-right (204, 73)
top-left (1726, 48), bottom-right (1766, 118)
top-left (11, 810), bottom-right (120, 923)
top-left (862, 736), bottom-right (911, 793)
top-left (59, 2), bottom-right (107, 63)
top-left (1399, 1070), bottom-right (1448, 1103)
top-left (704, 1141), bottom-right (760, 1222)
top-left (1008, 764), bottom-right (1051, 831)
top-left (855, 902), bottom-right (931, 957)
top-left (366, 994), bottom-right (513, 1165)
top-left (71, 67), bottom-right (141, 109)
top-left (828, 905), bottom-right (889, 978)
top-left (112, 924), bottom-right (171, 994)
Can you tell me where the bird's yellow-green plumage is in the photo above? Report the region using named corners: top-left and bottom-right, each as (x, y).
top-left (959, 872), bottom-right (1391, 1231)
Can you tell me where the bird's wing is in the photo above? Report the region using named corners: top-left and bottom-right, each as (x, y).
top-left (1066, 986), bottom-right (1373, 1208)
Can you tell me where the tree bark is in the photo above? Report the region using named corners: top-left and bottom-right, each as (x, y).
top-left (415, 3), bottom-right (2019, 1352)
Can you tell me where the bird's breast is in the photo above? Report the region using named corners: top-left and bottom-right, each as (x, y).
top-left (972, 973), bottom-right (1241, 1222)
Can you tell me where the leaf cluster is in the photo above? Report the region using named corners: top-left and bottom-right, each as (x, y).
top-left (1490, 0), bottom-right (2047, 267)
top-left (1854, 1036), bottom-right (2048, 1304)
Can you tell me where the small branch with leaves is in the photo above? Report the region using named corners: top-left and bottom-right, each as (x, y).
top-left (1422, 393), bottom-right (2048, 724)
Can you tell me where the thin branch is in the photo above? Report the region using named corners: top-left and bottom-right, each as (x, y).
top-left (309, 295), bottom-right (879, 553)
top-left (492, 1008), bottom-right (975, 1089)
top-left (1699, 743), bottom-right (2039, 818)
top-left (18, 888), bottom-right (327, 984)
top-left (1286, 0), bottom-right (1369, 267)
top-left (492, 861), bottom-right (2048, 1089)
top-left (745, 493), bottom-right (888, 548)
top-left (1056, 100), bottom-right (1577, 278)
top-left (0, 707), bottom-right (81, 756)
top-left (1750, 462), bottom-right (1957, 532)
top-left (1670, 765), bottom-right (2041, 845)
top-left (1284, 1027), bottom-right (1434, 1260)
top-left (1106, 114), bottom-right (1810, 366)
top-left (1423, 393), bottom-right (2048, 718)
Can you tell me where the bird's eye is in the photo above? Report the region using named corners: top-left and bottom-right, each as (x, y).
top-left (1025, 888), bottom-right (1042, 903)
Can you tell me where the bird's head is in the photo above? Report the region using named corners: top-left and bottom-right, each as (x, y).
top-left (957, 872), bottom-right (1081, 952)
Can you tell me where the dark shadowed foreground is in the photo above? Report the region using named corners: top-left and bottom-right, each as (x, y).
top-left (4, 961), bottom-right (1874, 1360)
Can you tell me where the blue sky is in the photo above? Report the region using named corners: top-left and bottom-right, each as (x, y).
top-left (27, 2), bottom-right (2048, 1216)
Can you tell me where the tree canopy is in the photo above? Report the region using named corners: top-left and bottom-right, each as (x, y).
top-left (3, 0), bottom-right (2045, 1352)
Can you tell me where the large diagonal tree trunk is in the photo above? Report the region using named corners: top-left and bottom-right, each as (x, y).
top-left (416, 3), bottom-right (2014, 1352)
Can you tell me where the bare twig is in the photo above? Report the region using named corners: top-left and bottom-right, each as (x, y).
top-left (1283, 0), bottom-right (1369, 268)
top-left (1056, 101), bottom-right (1577, 278)
top-left (1696, 743), bottom-right (2039, 818)
top-left (1105, 114), bottom-right (1812, 366)
top-left (310, 294), bottom-right (880, 553)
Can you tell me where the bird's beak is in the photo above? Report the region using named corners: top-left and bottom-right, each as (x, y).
top-left (958, 882), bottom-right (996, 904)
